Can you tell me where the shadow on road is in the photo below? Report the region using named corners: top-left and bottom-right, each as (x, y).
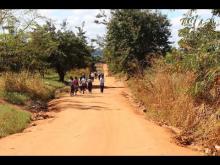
top-left (91, 85), bottom-right (124, 89)
top-left (48, 93), bottom-right (119, 112)
top-left (48, 100), bottom-right (115, 112)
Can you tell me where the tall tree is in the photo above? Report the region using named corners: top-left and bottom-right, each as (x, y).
top-left (75, 21), bottom-right (87, 44)
top-left (0, 9), bottom-right (47, 72)
top-left (27, 23), bottom-right (58, 76)
top-left (101, 9), bottom-right (171, 75)
top-left (48, 20), bottom-right (91, 82)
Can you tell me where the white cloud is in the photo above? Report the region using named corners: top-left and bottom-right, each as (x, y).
top-left (168, 16), bottom-right (183, 47)
top-left (38, 9), bottom-right (53, 16)
top-left (37, 9), bottom-right (110, 47)
top-left (36, 9), bottom-right (220, 49)
top-left (196, 9), bottom-right (212, 17)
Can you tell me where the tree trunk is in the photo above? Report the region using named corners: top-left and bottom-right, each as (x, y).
top-left (39, 69), bottom-right (45, 78)
top-left (58, 71), bottom-right (65, 82)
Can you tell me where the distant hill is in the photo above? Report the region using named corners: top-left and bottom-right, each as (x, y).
top-left (92, 48), bottom-right (103, 57)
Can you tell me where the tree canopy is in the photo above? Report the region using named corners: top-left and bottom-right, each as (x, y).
top-left (48, 21), bottom-right (92, 81)
top-left (100, 9), bottom-right (172, 75)
top-left (0, 10), bottom-right (93, 82)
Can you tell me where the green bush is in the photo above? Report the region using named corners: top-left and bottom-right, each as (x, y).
top-left (43, 72), bottom-right (65, 89)
top-left (0, 104), bottom-right (31, 138)
top-left (4, 92), bottom-right (30, 105)
top-left (165, 50), bottom-right (220, 103)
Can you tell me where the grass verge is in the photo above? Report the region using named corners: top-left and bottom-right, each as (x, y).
top-left (4, 92), bottom-right (30, 105)
top-left (0, 104), bottom-right (31, 138)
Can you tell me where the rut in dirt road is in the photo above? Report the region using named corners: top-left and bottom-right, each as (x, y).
top-left (0, 64), bottom-right (202, 155)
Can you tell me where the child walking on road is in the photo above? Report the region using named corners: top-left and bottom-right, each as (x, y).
top-left (87, 75), bottom-right (93, 93)
top-left (90, 72), bottom-right (95, 82)
top-left (73, 77), bottom-right (79, 95)
top-left (81, 76), bottom-right (87, 94)
top-left (70, 76), bottom-right (74, 96)
top-left (99, 74), bottom-right (104, 93)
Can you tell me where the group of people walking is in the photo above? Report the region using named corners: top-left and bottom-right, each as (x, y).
top-left (69, 72), bottom-right (104, 96)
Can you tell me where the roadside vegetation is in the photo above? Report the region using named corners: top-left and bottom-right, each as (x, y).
top-left (99, 9), bottom-right (220, 154)
top-left (0, 104), bottom-right (31, 138)
top-left (0, 10), bottom-right (95, 138)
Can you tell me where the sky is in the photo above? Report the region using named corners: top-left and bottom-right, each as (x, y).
top-left (37, 9), bottom-right (220, 48)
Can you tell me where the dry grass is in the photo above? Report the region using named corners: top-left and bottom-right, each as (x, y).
top-left (3, 71), bottom-right (53, 101)
top-left (128, 62), bottom-right (220, 146)
top-left (129, 69), bottom-right (196, 128)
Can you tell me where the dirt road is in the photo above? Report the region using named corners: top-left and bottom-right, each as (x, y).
top-left (0, 64), bottom-right (202, 155)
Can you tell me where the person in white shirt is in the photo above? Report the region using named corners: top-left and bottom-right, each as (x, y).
top-left (90, 72), bottom-right (95, 82)
top-left (81, 77), bottom-right (87, 94)
top-left (99, 74), bottom-right (104, 93)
